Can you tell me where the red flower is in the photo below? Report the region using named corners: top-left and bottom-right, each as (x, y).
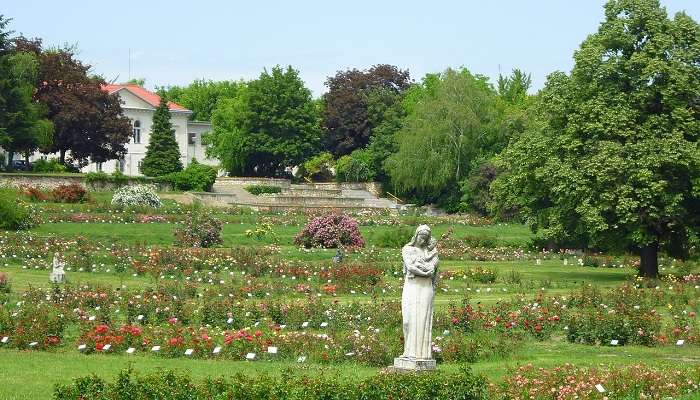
top-left (169, 337), bottom-right (179, 346)
top-left (96, 342), bottom-right (104, 351)
top-left (168, 317), bottom-right (178, 325)
top-left (95, 324), bottom-right (109, 334)
top-left (535, 324), bottom-right (542, 333)
top-left (451, 317), bottom-right (460, 325)
top-left (254, 330), bottom-right (262, 337)
top-left (690, 312), bottom-right (696, 318)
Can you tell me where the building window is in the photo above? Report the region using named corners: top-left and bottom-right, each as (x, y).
top-left (117, 159), bottom-right (125, 173)
top-left (132, 120), bottom-right (141, 144)
top-left (188, 132), bottom-right (196, 145)
top-left (96, 162), bottom-right (103, 172)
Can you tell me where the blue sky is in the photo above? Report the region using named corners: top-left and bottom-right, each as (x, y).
top-left (4, 0), bottom-right (699, 97)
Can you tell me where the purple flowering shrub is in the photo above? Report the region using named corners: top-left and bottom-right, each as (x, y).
top-left (294, 213), bottom-right (365, 248)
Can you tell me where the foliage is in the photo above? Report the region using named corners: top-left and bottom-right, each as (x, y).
top-left (173, 210), bottom-right (223, 248)
top-left (160, 159), bottom-right (217, 191)
top-left (51, 183), bottom-right (89, 203)
top-left (294, 213), bottom-right (365, 248)
top-left (13, 38), bottom-right (131, 167)
top-left (301, 152), bottom-right (334, 181)
top-left (245, 222), bottom-right (278, 243)
top-left (31, 158), bottom-right (66, 173)
top-left (205, 66), bottom-right (321, 176)
top-left (0, 188), bottom-right (38, 229)
top-left (84, 170), bottom-right (134, 188)
top-left (370, 226), bottom-right (413, 248)
top-left (335, 149), bottom-right (375, 182)
top-left (492, 0), bottom-right (700, 277)
top-left (160, 79), bottom-right (242, 121)
top-left (0, 271), bottom-right (9, 293)
top-left (0, 18), bottom-right (53, 161)
top-left (21, 185), bottom-right (48, 201)
top-left (323, 64), bottom-right (410, 156)
top-left (460, 161), bottom-right (497, 216)
top-left (244, 184), bottom-right (282, 196)
top-left (140, 95), bottom-right (183, 177)
top-left (386, 68), bottom-right (502, 210)
top-left (111, 185), bottom-right (162, 208)
top-left (54, 366), bottom-right (488, 400)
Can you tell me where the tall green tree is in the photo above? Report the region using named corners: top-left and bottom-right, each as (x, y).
top-left (492, 0), bottom-right (700, 277)
top-left (0, 16), bottom-right (53, 165)
top-left (323, 64), bottom-right (410, 156)
top-left (205, 66), bottom-right (321, 176)
top-left (386, 68), bottom-right (500, 210)
top-left (140, 96), bottom-right (183, 176)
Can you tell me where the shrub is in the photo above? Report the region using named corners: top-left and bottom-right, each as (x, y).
top-left (245, 184), bottom-right (282, 196)
top-left (55, 367), bottom-right (488, 400)
top-left (51, 183), bottom-right (89, 203)
top-left (31, 158), bottom-right (67, 173)
top-left (174, 210), bottom-right (223, 248)
top-left (335, 149), bottom-right (375, 182)
top-left (301, 152), bottom-right (335, 181)
top-left (466, 267), bottom-right (497, 283)
top-left (0, 189), bottom-right (38, 230)
top-left (111, 185), bottom-right (162, 208)
top-left (461, 234), bottom-right (499, 248)
top-left (161, 159), bottom-right (217, 192)
top-left (294, 213), bottom-right (365, 248)
top-left (84, 171), bottom-right (133, 189)
top-left (371, 226), bottom-right (413, 248)
top-left (0, 272), bottom-right (9, 293)
top-left (21, 185), bottom-right (49, 202)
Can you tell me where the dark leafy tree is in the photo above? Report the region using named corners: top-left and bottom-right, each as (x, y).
top-left (492, 0), bottom-right (700, 277)
top-left (15, 39), bottom-right (131, 167)
top-left (140, 95), bottom-right (182, 176)
top-left (323, 64), bottom-right (410, 156)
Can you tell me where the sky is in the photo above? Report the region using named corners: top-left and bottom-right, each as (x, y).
top-left (4, 0), bottom-right (700, 97)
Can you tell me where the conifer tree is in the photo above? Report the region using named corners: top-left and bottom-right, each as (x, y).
top-left (140, 95), bottom-right (182, 176)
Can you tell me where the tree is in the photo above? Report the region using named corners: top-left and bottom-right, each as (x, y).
top-left (161, 79), bottom-right (242, 121)
top-left (15, 40), bottom-right (132, 167)
top-left (0, 16), bottom-right (53, 165)
top-left (386, 68), bottom-right (500, 210)
top-left (323, 64), bottom-right (410, 156)
top-left (492, 0), bottom-right (700, 278)
top-left (140, 95), bottom-right (182, 176)
top-left (205, 66), bottom-right (321, 176)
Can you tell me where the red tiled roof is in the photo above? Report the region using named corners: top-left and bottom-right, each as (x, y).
top-left (102, 84), bottom-right (189, 112)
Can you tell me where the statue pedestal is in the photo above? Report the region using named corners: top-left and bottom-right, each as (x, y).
top-left (392, 356), bottom-right (436, 372)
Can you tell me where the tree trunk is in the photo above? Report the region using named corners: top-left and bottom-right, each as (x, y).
top-left (639, 242), bottom-right (659, 278)
top-left (59, 150), bottom-right (66, 165)
top-left (7, 151), bottom-right (14, 169)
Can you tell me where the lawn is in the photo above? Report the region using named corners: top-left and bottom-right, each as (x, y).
top-left (1, 196), bottom-right (699, 399)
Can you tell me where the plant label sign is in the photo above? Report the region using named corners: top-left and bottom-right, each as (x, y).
top-left (595, 384), bottom-right (605, 393)
top-left (137, 315), bottom-right (144, 321)
top-left (301, 321), bottom-right (309, 328)
top-left (297, 355), bottom-right (307, 363)
top-left (267, 346), bottom-right (278, 354)
top-left (185, 349), bottom-right (194, 356)
top-left (226, 317), bottom-right (233, 324)
top-left (29, 342), bottom-right (38, 347)
top-left (610, 339), bottom-right (619, 346)
top-left (213, 346), bottom-right (222, 354)
top-left (246, 352), bottom-right (256, 360)
top-left (78, 344), bottom-right (87, 351)
top-left (320, 322), bottom-right (328, 328)
top-left (1, 337), bottom-right (8, 344)
top-left (126, 347), bottom-right (135, 354)
top-left (151, 346), bottom-right (161, 352)
top-left (102, 344), bottom-right (111, 351)
top-left (677, 339), bottom-right (685, 346)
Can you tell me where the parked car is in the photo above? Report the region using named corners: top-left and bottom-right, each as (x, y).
top-left (10, 160), bottom-right (32, 171)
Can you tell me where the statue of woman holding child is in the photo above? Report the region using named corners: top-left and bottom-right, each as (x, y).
top-left (393, 224), bottom-right (438, 371)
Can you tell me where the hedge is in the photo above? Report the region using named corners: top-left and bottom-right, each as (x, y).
top-left (54, 367), bottom-right (488, 400)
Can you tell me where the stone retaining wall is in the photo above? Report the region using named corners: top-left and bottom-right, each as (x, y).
top-left (0, 173), bottom-right (171, 191)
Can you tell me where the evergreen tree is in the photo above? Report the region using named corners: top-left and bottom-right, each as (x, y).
top-left (140, 96), bottom-right (182, 176)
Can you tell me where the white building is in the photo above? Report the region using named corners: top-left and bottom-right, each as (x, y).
top-left (6, 84), bottom-right (217, 175)
top-left (87, 84), bottom-right (216, 176)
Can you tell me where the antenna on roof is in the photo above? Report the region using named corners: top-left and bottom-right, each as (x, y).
top-left (109, 75), bottom-right (119, 84)
top-left (128, 48), bottom-right (131, 81)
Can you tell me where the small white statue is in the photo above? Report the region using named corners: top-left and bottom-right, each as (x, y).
top-left (393, 224), bottom-right (438, 371)
top-left (50, 253), bottom-right (66, 284)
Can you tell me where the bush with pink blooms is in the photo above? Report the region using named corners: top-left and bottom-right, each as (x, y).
top-left (294, 213), bottom-right (365, 248)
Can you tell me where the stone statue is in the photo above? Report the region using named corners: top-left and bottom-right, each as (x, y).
top-left (393, 224), bottom-right (438, 371)
top-left (50, 253), bottom-right (65, 284)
